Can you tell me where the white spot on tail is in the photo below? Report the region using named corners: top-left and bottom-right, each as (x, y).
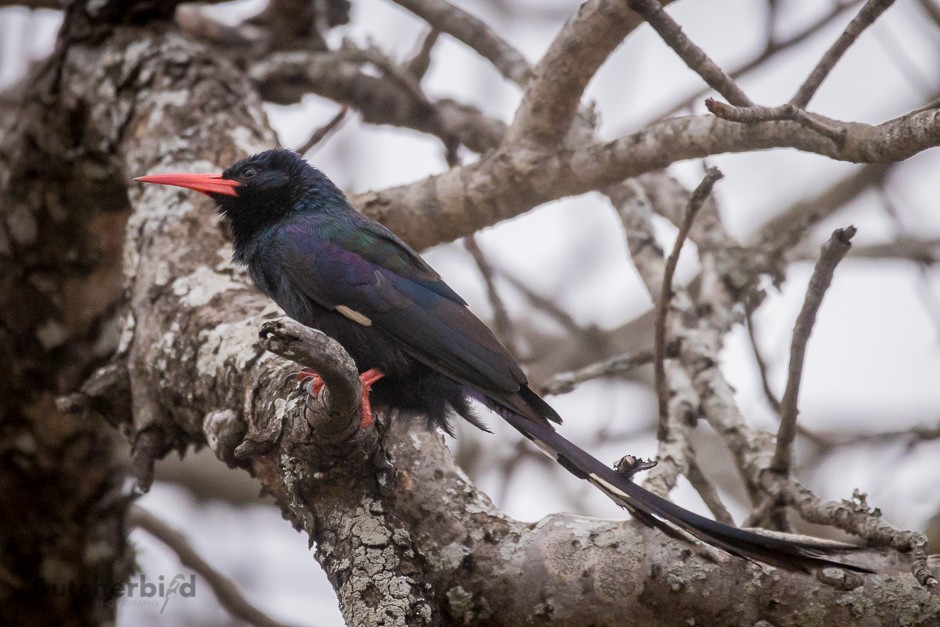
top-left (589, 473), bottom-right (630, 498)
top-left (336, 305), bottom-right (372, 326)
top-left (530, 437), bottom-right (560, 460)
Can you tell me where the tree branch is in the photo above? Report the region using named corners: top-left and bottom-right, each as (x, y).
top-left (654, 168), bottom-right (722, 431)
top-left (129, 506), bottom-right (296, 627)
top-left (771, 226), bottom-right (856, 475)
top-left (790, 0), bottom-right (897, 107)
top-left (392, 0), bottom-right (530, 84)
top-left (705, 98), bottom-right (847, 145)
top-left (505, 0), bottom-right (661, 146)
top-left (629, 0), bottom-right (752, 106)
top-left (352, 108), bottom-right (940, 250)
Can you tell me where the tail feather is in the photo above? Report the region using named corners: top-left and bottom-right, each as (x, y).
top-left (498, 410), bottom-right (871, 573)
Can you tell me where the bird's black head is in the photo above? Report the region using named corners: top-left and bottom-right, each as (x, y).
top-left (135, 148), bottom-right (347, 250)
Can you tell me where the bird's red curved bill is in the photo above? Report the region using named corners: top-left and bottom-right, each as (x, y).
top-left (134, 172), bottom-right (240, 197)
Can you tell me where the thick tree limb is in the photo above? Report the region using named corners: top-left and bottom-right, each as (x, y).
top-left (352, 108), bottom-right (940, 250)
top-left (506, 0), bottom-right (666, 146)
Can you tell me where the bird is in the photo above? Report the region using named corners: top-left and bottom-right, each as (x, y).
top-left (135, 148), bottom-right (868, 573)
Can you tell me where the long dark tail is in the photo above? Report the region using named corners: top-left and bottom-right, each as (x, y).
top-left (493, 397), bottom-right (870, 573)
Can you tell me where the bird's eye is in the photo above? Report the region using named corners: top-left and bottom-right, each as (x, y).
top-left (242, 167), bottom-right (257, 179)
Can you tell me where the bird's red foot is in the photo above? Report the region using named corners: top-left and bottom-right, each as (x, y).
top-left (357, 368), bottom-right (385, 429)
top-left (296, 368), bottom-right (385, 429)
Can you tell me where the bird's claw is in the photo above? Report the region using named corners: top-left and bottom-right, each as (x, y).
top-left (296, 368), bottom-right (385, 429)
top-left (357, 368), bottom-right (385, 429)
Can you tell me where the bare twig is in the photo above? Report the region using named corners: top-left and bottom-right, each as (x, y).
top-left (405, 28), bottom-right (440, 80)
top-left (298, 106), bottom-right (348, 155)
top-left (629, 0), bottom-right (752, 107)
top-left (754, 164), bottom-right (890, 266)
top-left (392, 0), bottom-right (531, 84)
top-left (744, 308), bottom-right (831, 449)
top-left (338, 39), bottom-right (430, 108)
top-left (651, 0), bottom-right (860, 122)
top-left (770, 227), bottom-right (856, 475)
top-left (540, 349), bottom-right (655, 396)
top-left (128, 507), bottom-right (298, 627)
top-left (790, 0), bottom-right (897, 108)
top-left (465, 235), bottom-right (517, 354)
top-left (686, 459), bottom-right (736, 526)
top-left (249, 0), bottom-right (326, 51)
top-left (498, 270), bottom-right (587, 338)
top-left (654, 168), bottom-right (723, 428)
top-left (705, 99), bottom-right (847, 145)
top-left (815, 421), bottom-right (940, 448)
top-left (744, 306), bottom-right (783, 415)
top-left (175, 4), bottom-right (268, 52)
top-left (742, 495), bottom-right (778, 529)
top-left (761, 476), bottom-right (937, 587)
top-left (918, 0), bottom-right (940, 27)
top-left (798, 238), bottom-right (940, 264)
top-left (249, 50), bottom-right (500, 154)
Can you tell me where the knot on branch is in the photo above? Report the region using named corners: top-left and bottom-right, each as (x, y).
top-left (257, 317), bottom-right (364, 447)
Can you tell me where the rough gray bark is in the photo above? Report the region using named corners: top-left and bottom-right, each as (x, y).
top-left (1, 1), bottom-right (938, 625)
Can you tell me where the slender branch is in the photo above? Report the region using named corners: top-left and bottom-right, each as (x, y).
top-left (248, 51), bottom-right (504, 154)
top-left (392, 0), bottom-right (531, 84)
top-left (753, 164), bottom-right (890, 265)
top-left (919, 0), bottom-right (940, 27)
top-left (770, 227), bottom-right (856, 475)
top-left (405, 28), bottom-right (440, 80)
top-left (498, 270), bottom-right (585, 337)
top-left (761, 475), bottom-right (938, 587)
top-left (686, 459), bottom-right (736, 526)
top-left (540, 349), bottom-right (655, 396)
top-left (705, 98), bottom-right (847, 145)
top-left (629, 0), bottom-right (753, 107)
top-left (744, 307), bottom-right (831, 449)
top-left (790, 0), bottom-right (897, 108)
top-left (129, 507), bottom-right (298, 627)
top-left (654, 168), bottom-right (723, 428)
top-left (465, 234), bottom-right (517, 354)
top-left (297, 106), bottom-right (348, 155)
top-left (337, 39), bottom-right (430, 108)
top-left (650, 0), bottom-right (861, 122)
top-left (744, 306), bottom-right (782, 415)
top-left (609, 179), bottom-right (707, 501)
top-left (844, 238), bottom-right (939, 264)
top-left (175, 4), bottom-right (267, 52)
top-left (809, 421), bottom-right (940, 449)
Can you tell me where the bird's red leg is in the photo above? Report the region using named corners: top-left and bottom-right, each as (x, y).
top-left (296, 368), bottom-right (384, 429)
top-left (358, 368), bottom-right (385, 429)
